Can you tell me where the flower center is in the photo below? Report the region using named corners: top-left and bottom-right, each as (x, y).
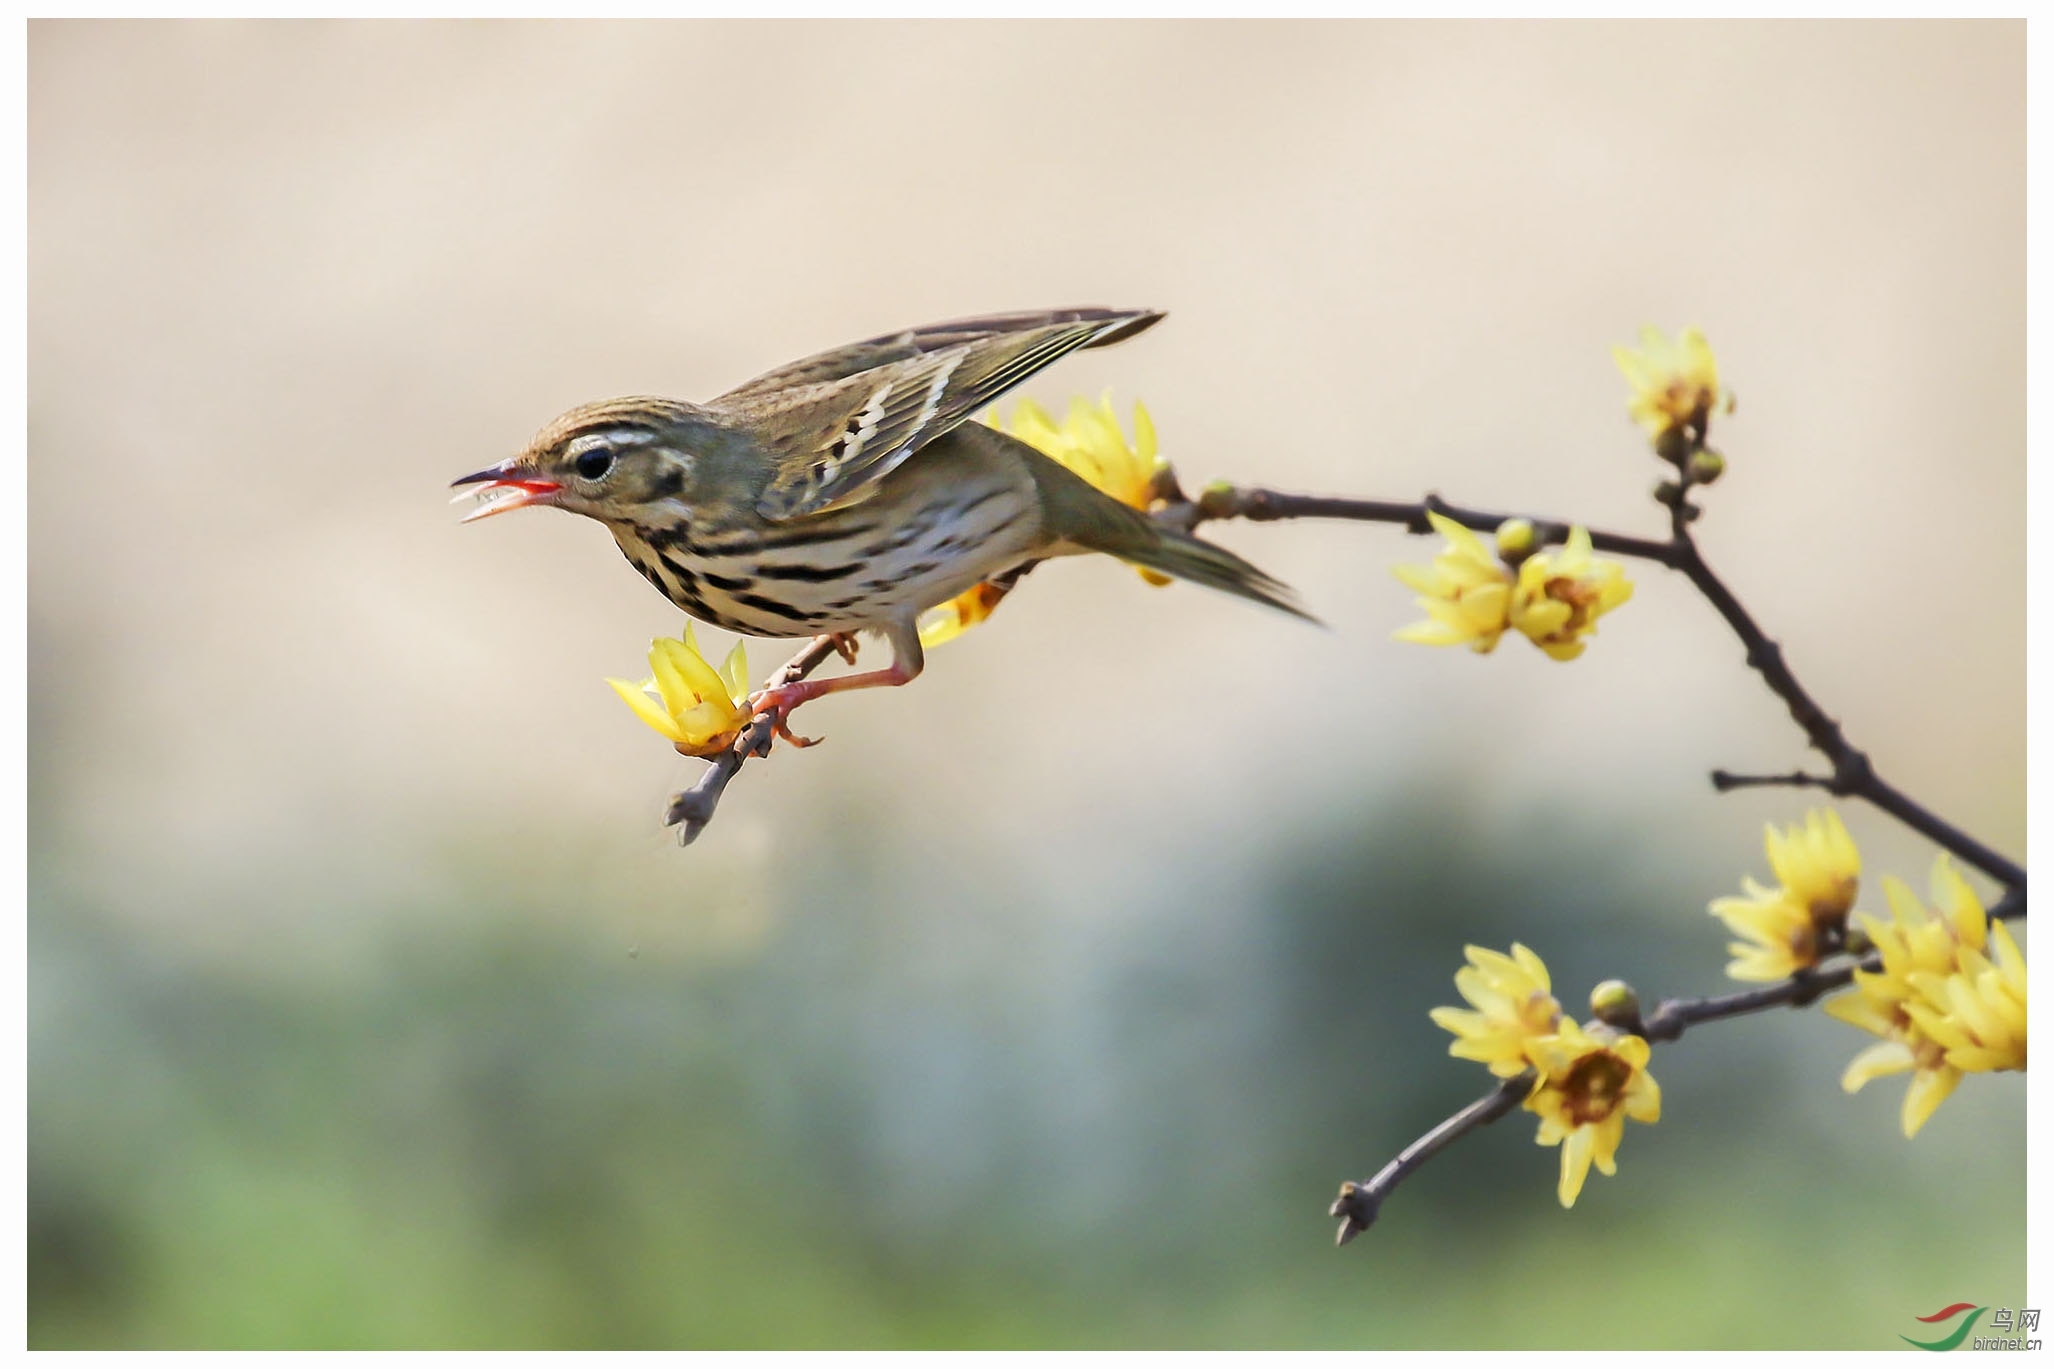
top-left (1806, 876), bottom-right (1857, 927)
top-left (1562, 1051), bottom-right (1632, 1125)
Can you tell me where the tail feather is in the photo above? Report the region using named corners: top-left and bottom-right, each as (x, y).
top-left (1112, 523), bottom-right (1319, 624)
top-left (1013, 432), bottom-right (1317, 622)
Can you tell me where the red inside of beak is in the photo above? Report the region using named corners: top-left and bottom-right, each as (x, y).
top-left (457, 476), bottom-right (564, 523)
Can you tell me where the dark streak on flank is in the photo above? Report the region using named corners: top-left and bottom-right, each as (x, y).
top-left (950, 487), bottom-right (1009, 519)
top-left (752, 561), bottom-right (860, 583)
top-left (657, 551), bottom-right (703, 591)
top-left (733, 591), bottom-right (823, 623)
top-left (693, 521), bottom-right (882, 556)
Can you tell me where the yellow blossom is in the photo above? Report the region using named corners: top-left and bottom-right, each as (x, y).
top-left (1708, 809), bottom-right (1862, 982)
top-left (1612, 325), bottom-right (1728, 443)
top-left (1506, 526), bottom-right (1634, 660)
top-left (1430, 942), bottom-right (1564, 1077)
top-left (929, 394), bottom-right (1168, 649)
top-left (1524, 1020), bottom-right (1662, 1208)
top-left (1825, 856), bottom-right (2024, 1137)
top-left (1902, 920), bottom-right (2027, 1075)
top-left (916, 581), bottom-right (1009, 650)
top-left (605, 624), bottom-right (751, 757)
top-left (1392, 512), bottom-right (1516, 652)
top-left (990, 394), bottom-right (1171, 585)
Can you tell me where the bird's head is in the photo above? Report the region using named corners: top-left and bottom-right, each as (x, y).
top-left (452, 398), bottom-right (725, 529)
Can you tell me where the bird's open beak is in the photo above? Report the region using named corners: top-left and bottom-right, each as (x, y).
top-left (450, 465), bottom-right (563, 524)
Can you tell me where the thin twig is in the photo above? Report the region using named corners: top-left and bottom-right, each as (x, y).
top-left (663, 634), bottom-right (847, 846)
top-left (1328, 885), bottom-right (2024, 1243)
top-left (1329, 1075), bottom-right (1529, 1246)
top-left (1710, 769), bottom-right (1839, 793)
top-left (1666, 514), bottom-right (2026, 890)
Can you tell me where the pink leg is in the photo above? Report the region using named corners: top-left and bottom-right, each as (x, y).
top-left (749, 621), bottom-right (924, 746)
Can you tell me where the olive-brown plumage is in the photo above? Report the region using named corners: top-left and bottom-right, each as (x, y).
top-left (454, 308), bottom-right (1308, 723)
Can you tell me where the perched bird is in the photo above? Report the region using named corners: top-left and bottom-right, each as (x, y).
top-left (453, 308), bottom-right (1309, 733)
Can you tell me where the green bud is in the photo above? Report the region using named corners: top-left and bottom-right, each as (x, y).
top-left (1653, 427), bottom-right (1692, 465)
top-left (1589, 979), bottom-right (1642, 1029)
top-left (1653, 479), bottom-right (1682, 505)
top-left (1687, 450), bottom-right (1726, 485)
top-left (1197, 479), bottom-right (1238, 518)
top-left (1495, 518), bottom-right (1537, 563)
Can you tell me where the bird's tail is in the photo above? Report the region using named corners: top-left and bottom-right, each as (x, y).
top-left (1024, 443), bottom-right (1318, 623)
top-left (1111, 521), bottom-right (1315, 622)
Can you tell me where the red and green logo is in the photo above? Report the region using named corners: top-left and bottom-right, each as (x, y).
top-left (1904, 1303), bottom-right (1986, 1351)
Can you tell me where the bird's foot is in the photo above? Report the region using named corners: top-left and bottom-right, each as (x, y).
top-left (747, 649), bottom-right (918, 750)
top-left (748, 682), bottom-right (827, 749)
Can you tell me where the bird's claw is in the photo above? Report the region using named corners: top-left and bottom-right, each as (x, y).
top-left (749, 684), bottom-right (825, 749)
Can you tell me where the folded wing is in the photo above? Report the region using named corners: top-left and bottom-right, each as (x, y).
top-left (723, 307), bottom-right (1163, 522)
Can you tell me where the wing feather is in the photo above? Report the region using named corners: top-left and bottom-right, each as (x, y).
top-left (722, 308), bottom-right (1163, 521)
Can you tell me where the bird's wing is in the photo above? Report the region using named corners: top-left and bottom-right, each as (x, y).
top-left (724, 308), bottom-right (1163, 522)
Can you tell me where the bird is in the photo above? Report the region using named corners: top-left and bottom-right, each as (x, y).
top-left (452, 307), bottom-right (1310, 736)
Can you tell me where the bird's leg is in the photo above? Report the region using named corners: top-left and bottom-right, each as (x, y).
top-left (749, 621), bottom-right (925, 745)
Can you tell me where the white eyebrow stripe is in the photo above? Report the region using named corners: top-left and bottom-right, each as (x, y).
top-left (569, 429), bottom-right (658, 454)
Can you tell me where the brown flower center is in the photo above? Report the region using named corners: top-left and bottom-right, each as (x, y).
top-left (1533, 576), bottom-right (1601, 640)
top-left (1784, 919), bottom-right (1821, 967)
top-left (1660, 381), bottom-right (1713, 424)
top-left (1807, 876), bottom-right (1857, 928)
top-left (1562, 1050), bottom-right (1632, 1125)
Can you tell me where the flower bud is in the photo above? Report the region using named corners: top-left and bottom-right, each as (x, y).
top-left (1653, 479), bottom-right (1682, 505)
top-left (1197, 479), bottom-right (1238, 518)
top-left (1687, 450), bottom-right (1726, 485)
top-left (1494, 518), bottom-right (1537, 564)
top-left (1589, 979), bottom-right (1643, 1030)
top-left (1654, 427), bottom-right (1692, 465)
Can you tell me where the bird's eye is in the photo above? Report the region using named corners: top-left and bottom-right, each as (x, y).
top-left (574, 446), bottom-right (615, 481)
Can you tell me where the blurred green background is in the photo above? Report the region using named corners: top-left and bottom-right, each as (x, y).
top-left (29, 20), bottom-right (2024, 1349)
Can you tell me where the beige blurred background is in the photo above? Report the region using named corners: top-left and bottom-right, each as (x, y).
top-left (30, 20), bottom-right (2024, 1350)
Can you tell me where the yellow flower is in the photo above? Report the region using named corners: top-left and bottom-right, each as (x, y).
top-left (605, 624), bottom-right (751, 757)
top-left (916, 581), bottom-right (1009, 650)
top-left (1506, 527), bottom-right (1634, 661)
top-left (1392, 512), bottom-right (1516, 652)
top-left (1612, 325), bottom-right (1727, 443)
top-left (1825, 856), bottom-right (2024, 1137)
top-left (1523, 1020), bottom-right (1662, 1208)
top-left (1902, 921), bottom-right (2027, 1074)
top-left (990, 394), bottom-right (1171, 585)
top-left (1430, 943), bottom-right (1564, 1078)
top-left (1708, 809), bottom-right (1862, 982)
top-left (930, 394), bottom-right (1167, 649)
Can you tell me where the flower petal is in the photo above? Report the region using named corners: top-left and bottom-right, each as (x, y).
top-left (607, 675), bottom-right (687, 743)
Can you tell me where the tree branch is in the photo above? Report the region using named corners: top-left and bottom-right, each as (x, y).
top-left (659, 475), bottom-right (2024, 901)
top-left (662, 634), bottom-right (847, 846)
top-left (1327, 885), bottom-right (2024, 1244)
top-left (1169, 480), bottom-right (2024, 892)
